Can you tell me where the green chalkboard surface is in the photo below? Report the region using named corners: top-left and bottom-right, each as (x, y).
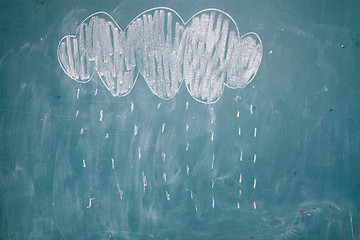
top-left (1, 0), bottom-right (360, 239)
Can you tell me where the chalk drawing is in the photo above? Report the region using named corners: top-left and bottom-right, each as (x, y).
top-left (134, 125), bottom-right (138, 136)
top-left (116, 183), bottom-right (123, 200)
top-left (57, 8), bottom-right (262, 104)
top-left (211, 154), bottom-right (215, 169)
top-left (142, 171), bottom-right (147, 193)
top-left (161, 122), bottom-right (166, 133)
top-left (59, 7), bottom-right (261, 217)
top-left (86, 198), bottom-right (94, 208)
top-left (99, 109), bottom-right (103, 121)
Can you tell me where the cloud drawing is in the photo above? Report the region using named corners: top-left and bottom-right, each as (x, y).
top-left (57, 7), bottom-right (263, 104)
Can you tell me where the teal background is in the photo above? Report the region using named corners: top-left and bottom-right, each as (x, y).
top-left (1, 0), bottom-right (359, 239)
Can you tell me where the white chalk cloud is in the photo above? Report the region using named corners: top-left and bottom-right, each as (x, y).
top-left (57, 7), bottom-right (263, 104)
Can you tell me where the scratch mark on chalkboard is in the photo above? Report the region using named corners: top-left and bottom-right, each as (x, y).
top-left (166, 190), bottom-right (170, 200)
top-left (0, 108), bottom-right (73, 118)
top-left (57, 8), bottom-right (263, 104)
top-left (253, 178), bottom-right (256, 188)
top-left (130, 102), bottom-right (134, 112)
top-left (162, 153), bottom-right (166, 162)
top-left (254, 127), bottom-right (257, 137)
top-left (186, 101), bottom-right (189, 109)
top-left (250, 104), bottom-right (253, 114)
top-left (99, 109), bottom-right (103, 121)
top-left (237, 110), bottom-right (240, 118)
top-left (240, 150), bottom-right (243, 161)
top-left (238, 127), bottom-right (241, 135)
top-left (86, 198), bottom-right (94, 208)
top-left (212, 179), bottom-right (215, 188)
top-left (300, 209), bottom-right (305, 223)
top-left (94, 88), bottom-right (98, 96)
top-left (239, 174), bottom-right (242, 183)
top-left (112, 158), bottom-right (115, 169)
top-left (212, 197), bottom-right (215, 208)
top-left (350, 212), bottom-right (355, 240)
top-left (253, 154), bottom-right (257, 163)
top-left (185, 123), bottom-right (189, 131)
top-left (190, 190), bottom-right (193, 199)
top-left (237, 202), bottom-right (240, 209)
top-left (322, 85), bottom-right (328, 92)
top-left (80, 128), bottom-right (84, 135)
top-left (82, 159), bottom-right (86, 168)
top-left (253, 201), bottom-right (256, 209)
top-left (186, 142), bottom-right (189, 151)
top-left (285, 225), bottom-right (300, 238)
top-left (75, 110), bottom-right (79, 117)
top-left (186, 165), bottom-right (190, 175)
top-left (163, 172), bottom-right (167, 182)
top-left (76, 88), bottom-right (80, 99)
top-left (138, 148), bottom-right (141, 159)
top-left (211, 131), bottom-right (214, 141)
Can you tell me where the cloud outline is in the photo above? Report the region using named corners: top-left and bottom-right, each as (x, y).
top-left (57, 7), bottom-right (263, 104)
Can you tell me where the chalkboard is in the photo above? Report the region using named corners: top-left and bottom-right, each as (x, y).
top-left (1, 0), bottom-right (359, 239)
